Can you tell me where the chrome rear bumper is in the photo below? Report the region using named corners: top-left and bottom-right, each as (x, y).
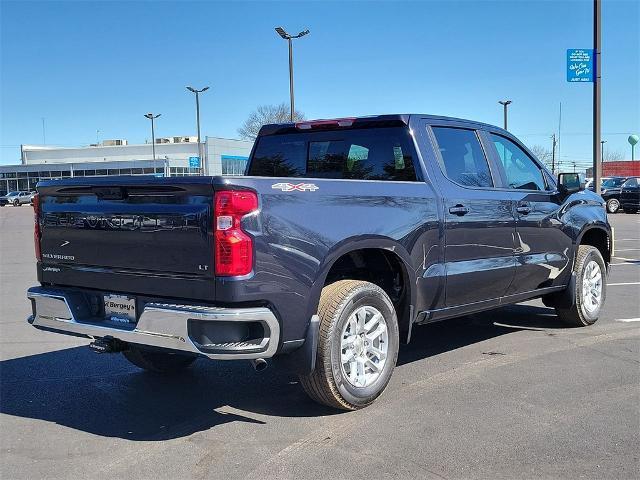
top-left (27, 286), bottom-right (280, 360)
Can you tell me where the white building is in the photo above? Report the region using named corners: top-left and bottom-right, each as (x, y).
top-left (0, 137), bottom-right (253, 195)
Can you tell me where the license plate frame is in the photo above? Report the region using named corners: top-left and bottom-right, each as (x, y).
top-left (104, 294), bottom-right (137, 324)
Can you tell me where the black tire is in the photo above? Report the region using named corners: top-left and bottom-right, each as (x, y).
top-left (122, 346), bottom-right (197, 373)
top-left (299, 280), bottom-right (399, 410)
top-left (13, 200), bottom-right (20, 207)
top-left (555, 245), bottom-right (606, 327)
top-left (606, 198), bottom-right (620, 214)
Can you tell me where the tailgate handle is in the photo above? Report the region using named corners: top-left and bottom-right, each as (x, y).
top-left (92, 187), bottom-right (126, 200)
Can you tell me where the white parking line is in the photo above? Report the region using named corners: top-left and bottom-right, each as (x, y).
top-left (608, 282), bottom-right (640, 286)
top-left (615, 318), bottom-right (640, 323)
top-left (612, 256), bottom-right (639, 262)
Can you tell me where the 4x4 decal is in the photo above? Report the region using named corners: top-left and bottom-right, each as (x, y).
top-left (271, 182), bottom-right (319, 192)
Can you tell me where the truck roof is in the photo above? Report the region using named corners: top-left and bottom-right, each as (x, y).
top-left (258, 114), bottom-right (508, 137)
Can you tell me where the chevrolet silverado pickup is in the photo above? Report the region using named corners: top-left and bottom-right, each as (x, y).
top-left (27, 114), bottom-right (612, 410)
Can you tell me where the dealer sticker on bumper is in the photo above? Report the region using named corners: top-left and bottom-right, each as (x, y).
top-left (104, 294), bottom-right (136, 323)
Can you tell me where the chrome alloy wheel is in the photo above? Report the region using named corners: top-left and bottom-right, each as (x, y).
top-left (582, 260), bottom-right (603, 314)
top-left (340, 306), bottom-right (389, 388)
top-left (607, 198), bottom-right (620, 213)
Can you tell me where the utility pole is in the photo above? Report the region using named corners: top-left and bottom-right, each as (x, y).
top-left (186, 86), bottom-right (210, 175)
top-left (557, 102), bottom-right (562, 166)
top-left (593, 0), bottom-right (602, 194)
top-left (275, 27), bottom-right (310, 121)
top-left (498, 100), bottom-right (512, 130)
top-left (551, 134), bottom-right (558, 175)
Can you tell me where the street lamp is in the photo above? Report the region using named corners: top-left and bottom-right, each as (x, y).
top-left (275, 26), bottom-right (310, 121)
top-left (186, 86), bottom-right (210, 175)
top-left (600, 140), bottom-right (607, 162)
top-left (144, 113), bottom-right (161, 172)
top-left (498, 100), bottom-right (512, 130)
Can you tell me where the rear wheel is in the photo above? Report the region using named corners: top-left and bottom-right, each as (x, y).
top-left (555, 245), bottom-right (606, 327)
top-left (122, 346), bottom-right (197, 373)
top-left (606, 198), bottom-right (620, 213)
top-left (299, 280), bottom-right (399, 410)
top-left (13, 200), bottom-right (19, 206)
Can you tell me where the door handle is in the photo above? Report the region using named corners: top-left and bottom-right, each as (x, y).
top-left (449, 205), bottom-right (470, 216)
top-left (516, 205), bottom-right (531, 215)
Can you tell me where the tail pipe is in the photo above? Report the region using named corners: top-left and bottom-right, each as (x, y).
top-left (250, 358), bottom-right (268, 372)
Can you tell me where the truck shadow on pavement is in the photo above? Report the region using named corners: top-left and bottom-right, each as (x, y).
top-left (1, 304), bottom-right (561, 441)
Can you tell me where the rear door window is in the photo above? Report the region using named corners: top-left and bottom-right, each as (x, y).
top-left (431, 127), bottom-right (493, 187)
top-left (248, 127), bottom-right (418, 181)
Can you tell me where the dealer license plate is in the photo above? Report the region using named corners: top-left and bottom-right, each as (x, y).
top-left (104, 294), bottom-right (137, 323)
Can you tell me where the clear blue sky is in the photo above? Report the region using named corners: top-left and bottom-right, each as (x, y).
top-left (1, 0), bottom-right (638, 170)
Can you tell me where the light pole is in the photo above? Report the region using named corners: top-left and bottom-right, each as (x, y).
top-left (498, 100), bottom-right (512, 130)
top-left (186, 86), bottom-right (209, 175)
top-left (144, 113), bottom-right (161, 171)
top-left (275, 26), bottom-right (310, 121)
top-left (593, 0), bottom-right (602, 194)
top-left (600, 140), bottom-right (607, 162)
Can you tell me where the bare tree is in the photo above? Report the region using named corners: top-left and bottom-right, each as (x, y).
top-left (602, 147), bottom-right (624, 162)
top-left (238, 103), bottom-right (306, 140)
top-left (530, 145), bottom-right (553, 168)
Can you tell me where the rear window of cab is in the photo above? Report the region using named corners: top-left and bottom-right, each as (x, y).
top-left (247, 127), bottom-right (418, 181)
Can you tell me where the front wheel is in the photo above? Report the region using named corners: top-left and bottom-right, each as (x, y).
top-left (13, 200), bottom-right (20, 207)
top-left (299, 280), bottom-right (399, 410)
top-left (606, 198), bottom-right (620, 214)
top-left (122, 346), bottom-right (197, 373)
top-left (555, 245), bottom-right (607, 327)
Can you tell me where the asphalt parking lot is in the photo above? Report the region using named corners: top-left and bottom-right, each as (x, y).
top-left (1, 205), bottom-right (638, 480)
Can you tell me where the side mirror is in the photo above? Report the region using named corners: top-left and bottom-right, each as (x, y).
top-left (557, 172), bottom-right (585, 194)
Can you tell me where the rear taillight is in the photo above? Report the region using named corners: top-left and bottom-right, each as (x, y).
top-left (33, 194), bottom-right (42, 261)
top-left (214, 190), bottom-right (258, 276)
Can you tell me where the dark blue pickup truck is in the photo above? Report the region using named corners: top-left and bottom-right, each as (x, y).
top-left (27, 114), bottom-right (612, 410)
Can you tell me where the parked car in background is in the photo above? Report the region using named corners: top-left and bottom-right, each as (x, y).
top-left (0, 195), bottom-right (9, 207)
top-left (28, 191), bottom-right (37, 205)
top-left (595, 177), bottom-right (632, 213)
top-left (585, 178), bottom-right (593, 190)
top-left (26, 114), bottom-right (612, 410)
top-left (620, 177), bottom-right (640, 213)
top-left (3, 191), bottom-right (32, 206)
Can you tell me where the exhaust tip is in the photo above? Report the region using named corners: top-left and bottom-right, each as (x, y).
top-left (250, 358), bottom-right (268, 372)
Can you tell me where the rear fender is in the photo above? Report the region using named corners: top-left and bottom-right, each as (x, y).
top-left (304, 236), bottom-right (417, 339)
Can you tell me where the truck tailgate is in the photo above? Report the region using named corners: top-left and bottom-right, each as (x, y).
top-left (37, 177), bottom-right (215, 298)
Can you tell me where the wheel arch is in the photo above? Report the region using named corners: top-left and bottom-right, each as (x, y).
top-left (576, 225), bottom-right (612, 265)
top-left (306, 237), bottom-right (417, 343)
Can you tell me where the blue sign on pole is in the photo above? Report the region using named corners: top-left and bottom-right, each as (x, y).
top-left (188, 156), bottom-right (201, 168)
top-left (567, 49), bottom-right (594, 82)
